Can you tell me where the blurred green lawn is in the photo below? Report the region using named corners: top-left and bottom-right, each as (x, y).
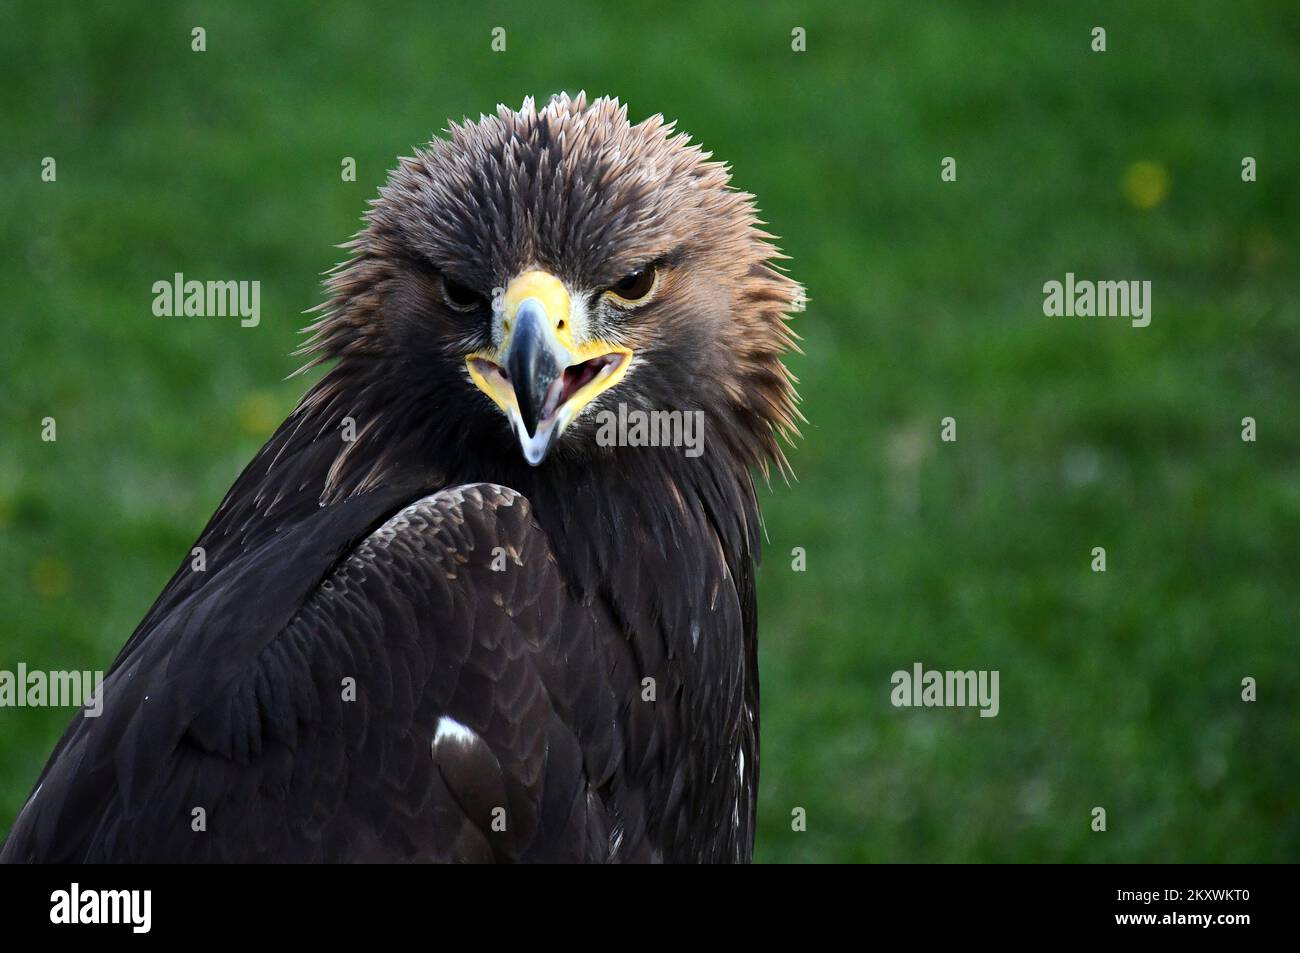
top-left (1, 1), bottom-right (1296, 862)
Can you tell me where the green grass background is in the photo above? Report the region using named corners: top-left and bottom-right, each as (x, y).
top-left (1, 1), bottom-right (1296, 862)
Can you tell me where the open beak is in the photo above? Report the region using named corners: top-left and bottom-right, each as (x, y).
top-left (466, 271), bottom-right (632, 465)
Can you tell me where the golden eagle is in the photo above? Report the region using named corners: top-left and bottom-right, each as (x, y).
top-left (2, 94), bottom-right (801, 863)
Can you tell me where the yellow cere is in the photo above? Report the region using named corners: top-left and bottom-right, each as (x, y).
top-left (502, 270), bottom-right (574, 349)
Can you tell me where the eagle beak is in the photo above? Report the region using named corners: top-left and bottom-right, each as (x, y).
top-left (505, 300), bottom-right (565, 440)
top-left (467, 271), bottom-right (632, 466)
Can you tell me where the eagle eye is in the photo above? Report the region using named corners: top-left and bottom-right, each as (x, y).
top-left (442, 276), bottom-right (484, 312)
top-left (606, 265), bottom-right (659, 306)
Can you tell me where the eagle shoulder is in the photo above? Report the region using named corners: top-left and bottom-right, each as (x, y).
top-left (185, 481), bottom-right (633, 862)
top-left (1, 483), bottom-right (646, 863)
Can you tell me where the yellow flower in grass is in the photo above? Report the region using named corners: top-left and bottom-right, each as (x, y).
top-left (237, 390), bottom-right (282, 437)
top-left (1123, 161), bottom-right (1169, 210)
top-left (32, 556), bottom-right (70, 598)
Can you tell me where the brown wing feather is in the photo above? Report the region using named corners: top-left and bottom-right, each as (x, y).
top-left (2, 485), bottom-right (664, 862)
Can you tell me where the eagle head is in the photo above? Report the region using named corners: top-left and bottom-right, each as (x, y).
top-left (303, 92), bottom-right (801, 491)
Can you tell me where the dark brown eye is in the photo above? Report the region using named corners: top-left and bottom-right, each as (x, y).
top-left (607, 265), bottom-right (658, 305)
top-left (442, 276), bottom-right (484, 312)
